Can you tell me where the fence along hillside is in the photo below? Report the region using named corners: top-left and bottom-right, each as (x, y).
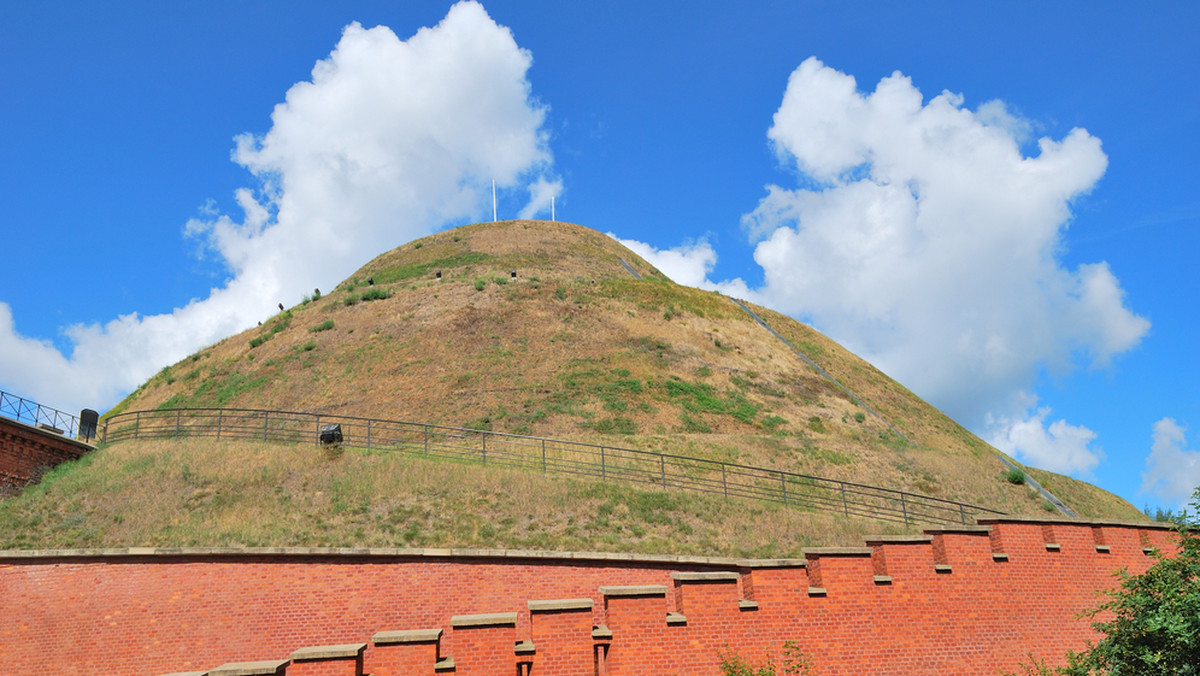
top-left (103, 407), bottom-right (1005, 527)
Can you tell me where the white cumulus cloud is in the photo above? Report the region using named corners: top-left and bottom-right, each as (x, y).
top-left (608, 235), bottom-right (719, 289)
top-left (1142, 418), bottom-right (1200, 510)
top-left (736, 57), bottom-right (1148, 472)
top-left (0, 1), bottom-right (556, 414)
top-left (987, 398), bottom-right (1103, 475)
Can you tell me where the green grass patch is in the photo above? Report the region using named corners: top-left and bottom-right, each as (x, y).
top-left (371, 252), bottom-right (491, 285)
top-left (664, 378), bottom-right (759, 425)
top-left (309, 320), bottom-right (335, 333)
top-left (249, 311), bottom-right (292, 348)
top-left (360, 288), bottom-right (393, 302)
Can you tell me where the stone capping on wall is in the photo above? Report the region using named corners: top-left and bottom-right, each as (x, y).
top-left (450, 612), bottom-right (518, 628)
top-left (372, 628), bottom-right (442, 644)
top-left (0, 546), bottom-right (776, 569)
top-left (0, 515), bottom-right (1173, 566)
top-left (289, 643), bottom-right (365, 661)
top-left (974, 516), bottom-right (1174, 530)
top-left (599, 584), bottom-right (669, 597)
top-left (528, 598), bottom-right (594, 612)
top-left (1, 416), bottom-right (95, 452)
top-left (207, 660), bottom-right (289, 676)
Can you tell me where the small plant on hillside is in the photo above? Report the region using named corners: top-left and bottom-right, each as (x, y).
top-left (474, 279), bottom-right (486, 291)
top-left (360, 287), bottom-right (392, 302)
top-left (309, 320), bottom-right (334, 333)
top-left (1004, 468), bottom-right (1027, 485)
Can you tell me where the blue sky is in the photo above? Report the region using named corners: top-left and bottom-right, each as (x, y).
top-left (1, 1), bottom-right (1197, 510)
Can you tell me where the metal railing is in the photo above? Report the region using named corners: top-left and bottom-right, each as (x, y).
top-left (0, 389), bottom-right (79, 437)
top-left (102, 407), bottom-right (1006, 526)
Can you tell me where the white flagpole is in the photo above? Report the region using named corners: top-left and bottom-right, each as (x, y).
top-left (492, 180), bottom-right (497, 222)
top-left (551, 195), bottom-right (555, 221)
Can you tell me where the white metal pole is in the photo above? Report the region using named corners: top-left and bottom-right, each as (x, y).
top-left (492, 179), bottom-right (497, 222)
top-left (551, 195), bottom-right (555, 221)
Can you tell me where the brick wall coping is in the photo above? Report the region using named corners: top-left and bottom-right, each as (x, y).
top-left (929, 525), bottom-right (994, 534)
top-left (528, 598), bottom-right (594, 612)
top-left (802, 547), bottom-right (874, 557)
top-left (1, 416), bottom-right (95, 452)
top-left (739, 557), bottom-right (808, 568)
top-left (670, 571), bottom-right (740, 582)
top-left (159, 672), bottom-right (207, 676)
top-left (599, 584), bottom-right (669, 597)
top-left (0, 546), bottom-right (782, 568)
top-left (863, 535), bottom-right (934, 544)
top-left (372, 628), bottom-right (442, 644)
top-left (451, 612), bottom-right (518, 628)
top-left (974, 515), bottom-right (1169, 529)
top-left (207, 660), bottom-right (288, 676)
top-left (290, 643), bottom-right (366, 661)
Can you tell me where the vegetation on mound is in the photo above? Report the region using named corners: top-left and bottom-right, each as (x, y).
top-left (91, 219), bottom-right (1143, 532)
top-left (0, 439), bottom-right (916, 554)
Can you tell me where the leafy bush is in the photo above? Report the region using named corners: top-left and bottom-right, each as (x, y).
top-left (1057, 487), bottom-right (1200, 675)
top-left (1011, 487), bottom-right (1200, 675)
top-left (309, 320), bottom-right (334, 333)
top-left (719, 641), bottom-right (813, 675)
top-left (1005, 468), bottom-right (1027, 485)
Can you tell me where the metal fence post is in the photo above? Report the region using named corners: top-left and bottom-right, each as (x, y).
top-left (541, 439), bottom-right (547, 472)
top-left (901, 492), bottom-right (909, 525)
top-left (781, 472), bottom-right (788, 507)
top-left (841, 484), bottom-right (849, 516)
top-left (366, 419), bottom-right (372, 450)
top-left (263, 411), bottom-right (269, 442)
top-left (102, 417), bottom-right (109, 444)
top-left (722, 464), bottom-right (727, 498)
top-left (601, 447), bottom-right (606, 480)
top-left (482, 432), bottom-right (487, 464)
top-left (134, 411), bottom-right (141, 440)
top-left (960, 503), bottom-right (966, 525)
top-left (424, 425), bottom-right (428, 456)
top-left (175, 409), bottom-right (181, 437)
top-left (660, 456), bottom-right (666, 489)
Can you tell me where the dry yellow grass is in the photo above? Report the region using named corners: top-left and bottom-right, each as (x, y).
top-left (86, 219), bottom-right (1144, 552)
top-left (0, 438), bottom-right (918, 554)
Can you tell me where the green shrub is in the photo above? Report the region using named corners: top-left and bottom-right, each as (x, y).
top-left (360, 288), bottom-right (393, 302)
top-left (1004, 468), bottom-right (1027, 485)
top-left (309, 320), bottom-right (335, 333)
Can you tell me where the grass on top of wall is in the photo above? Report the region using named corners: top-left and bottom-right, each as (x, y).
top-left (0, 438), bottom-right (916, 555)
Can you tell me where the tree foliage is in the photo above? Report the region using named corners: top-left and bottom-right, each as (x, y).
top-left (1060, 486), bottom-right (1200, 675)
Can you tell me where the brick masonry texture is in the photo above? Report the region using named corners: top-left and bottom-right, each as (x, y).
top-left (0, 519), bottom-right (1178, 675)
top-left (0, 417), bottom-right (91, 488)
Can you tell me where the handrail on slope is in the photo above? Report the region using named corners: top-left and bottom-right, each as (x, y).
top-left (0, 389), bottom-right (80, 437)
top-left (101, 407), bottom-right (1006, 527)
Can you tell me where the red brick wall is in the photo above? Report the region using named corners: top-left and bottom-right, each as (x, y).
top-left (0, 518), bottom-right (1176, 676)
top-left (0, 417), bottom-right (91, 488)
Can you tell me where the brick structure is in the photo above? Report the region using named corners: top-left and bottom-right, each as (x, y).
top-left (0, 416), bottom-right (92, 489)
top-left (0, 518), bottom-right (1178, 675)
